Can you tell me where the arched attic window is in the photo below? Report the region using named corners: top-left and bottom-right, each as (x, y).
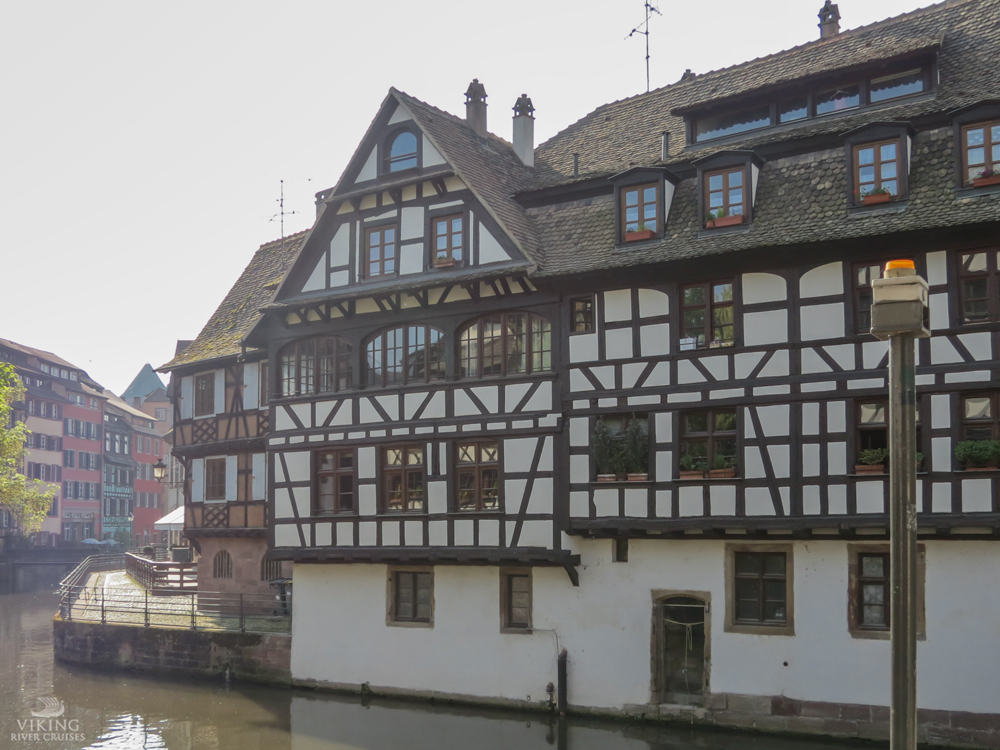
top-left (213, 550), bottom-right (233, 579)
top-left (385, 130), bottom-right (418, 173)
top-left (278, 337), bottom-right (352, 397)
top-left (364, 325), bottom-right (445, 387)
top-left (458, 312), bottom-right (551, 378)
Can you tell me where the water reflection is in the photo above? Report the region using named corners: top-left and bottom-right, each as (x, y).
top-left (1, 587), bottom-right (870, 750)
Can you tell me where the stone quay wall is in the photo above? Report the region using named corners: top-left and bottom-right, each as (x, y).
top-left (52, 616), bottom-right (290, 684)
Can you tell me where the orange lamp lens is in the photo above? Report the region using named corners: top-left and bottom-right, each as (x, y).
top-left (885, 259), bottom-right (915, 271)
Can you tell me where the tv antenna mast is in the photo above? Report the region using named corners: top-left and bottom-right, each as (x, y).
top-left (269, 179), bottom-right (309, 251)
top-left (626, 2), bottom-right (662, 93)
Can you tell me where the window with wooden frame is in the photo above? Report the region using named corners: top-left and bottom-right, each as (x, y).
top-left (500, 569), bottom-right (532, 631)
top-left (856, 552), bottom-right (889, 630)
top-left (961, 393), bottom-right (999, 440)
top-left (364, 225), bottom-right (397, 279)
top-left (315, 449), bottom-right (355, 514)
top-left (679, 409), bottom-right (737, 474)
top-left (961, 120), bottom-right (1000, 185)
top-left (259, 360), bottom-right (269, 406)
top-left (733, 550), bottom-right (788, 625)
top-left (621, 183), bottom-right (660, 239)
top-left (432, 214), bottom-right (464, 265)
top-left (703, 168), bottom-right (745, 225)
top-left (957, 250), bottom-right (998, 324)
top-left (854, 140), bottom-right (901, 202)
top-left (855, 400), bottom-right (921, 470)
top-left (571, 297), bottom-right (594, 332)
top-left (384, 130), bottom-right (419, 173)
top-left (279, 337), bottom-right (352, 397)
top-left (389, 569), bottom-right (433, 624)
top-left (383, 445), bottom-right (425, 512)
top-left (455, 441), bottom-right (500, 511)
top-left (364, 324), bottom-right (446, 387)
top-left (854, 261), bottom-right (883, 333)
top-left (680, 281), bottom-right (734, 349)
top-left (194, 373), bottom-right (214, 417)
top-left (458, 312), bottom-right (551, 378)
top-left (205, 458), bottom-right (226, 501)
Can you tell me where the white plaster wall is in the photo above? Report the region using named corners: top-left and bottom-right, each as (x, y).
top-left (291, 541), bottom-right (1000, 714)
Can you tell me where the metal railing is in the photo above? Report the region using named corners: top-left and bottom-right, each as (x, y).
top-left (58, 584), bottom-right (291, 634)
top-left (125, 552), bottom-right (197, 593)
top-left (58, 553), bottom-right (126, 593)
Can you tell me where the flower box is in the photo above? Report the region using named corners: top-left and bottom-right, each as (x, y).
top-left (678, 470), bottom-right (705, 480)
top-left (624, 229), bottom-right (655, 242)
top-left (433, 257), bottom-right (458, 269)
top-left (627, 472), bottom-right (648, 482)
top-left (972, 174), bottom-right (1000, 188)
top-left (862, 192), bottom-right (892, 205)
top-left (705, 214), bottom-right (744, 229)
top-left (855, 464), bottom-right (886, 475)
top-left (708, 468), bottom-right (736, 479)
top-left (596, 474), bottom-right (618, 483)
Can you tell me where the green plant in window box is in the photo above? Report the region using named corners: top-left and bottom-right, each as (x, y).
top-left (678, 453), bottom-right (706, 480)
top-left (592, 418), bottom-right (624, 481)
top-left (971, 167), bottom-right (1000, 188)
top-left (855, 447), bottom-right (889, 475)
top-left (704, 207), bottom-right (744, 229)
top-left (915, 451), bottom-right (924, 470)
top-left (954, 439), bottom-right (1000, 470)
top-left (859, 186), bottom-right (892, 205)
top-left (707, 453), bottom-right (736, 479)
top-left (622, 418), bottom-right (649, 481)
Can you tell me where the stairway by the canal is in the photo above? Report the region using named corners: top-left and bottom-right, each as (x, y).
top-left (52, 553), bottom-right (292, 684)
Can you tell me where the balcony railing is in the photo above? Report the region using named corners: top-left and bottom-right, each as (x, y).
top-left (124, 552), bottom-right (197, 592)
top-left (185, 500), bottom-right (267, 530)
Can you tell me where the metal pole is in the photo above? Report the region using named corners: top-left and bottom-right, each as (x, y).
top-left (888, 334), bottom-right (918, 750)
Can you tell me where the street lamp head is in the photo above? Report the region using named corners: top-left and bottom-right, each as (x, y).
top-left (152, 458), bottom-right (167, 482)
top-left (870, 259), bottom-right (930, 340)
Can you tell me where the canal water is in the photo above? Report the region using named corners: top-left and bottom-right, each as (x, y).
top-left (0, 583), bottom-right (874, 750)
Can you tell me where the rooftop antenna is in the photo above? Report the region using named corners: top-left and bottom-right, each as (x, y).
top-left (269, 179), bottom-right (310, 251)
top-left (626, 2), bottom-right (662, 93)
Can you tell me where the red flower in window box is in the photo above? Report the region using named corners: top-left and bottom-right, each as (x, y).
top-left (705, 214), bottom-right (744, 229)
top-left (624, 228), bottom-right (655, 242)
top-left (972, 169), bottom-right (1000, 188)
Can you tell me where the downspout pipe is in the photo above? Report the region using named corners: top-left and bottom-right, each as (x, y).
top-left (557, 648), bottom-right (568, 716)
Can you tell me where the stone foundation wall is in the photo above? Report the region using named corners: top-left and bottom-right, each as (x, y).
top-left (52, 616), bottom-right (290, 684)
top-left (622, 693), bottom-right (1000, 749)
top-left (194, 537), bottom-right (286, 597)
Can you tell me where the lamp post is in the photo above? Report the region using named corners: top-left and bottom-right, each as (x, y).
top-left (869, 259), bottom-right (930, 750)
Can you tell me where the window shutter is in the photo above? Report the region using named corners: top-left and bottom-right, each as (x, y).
top-left (56, 465), bottom-right (62, 482)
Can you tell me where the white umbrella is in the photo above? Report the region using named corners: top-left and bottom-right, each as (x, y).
top-left (80, 538), bottom-right (101, 545)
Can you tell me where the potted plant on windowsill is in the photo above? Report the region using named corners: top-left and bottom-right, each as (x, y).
top-left (678, 454), bottom-right (705, 480)
top-left (624, 223), bottom-right (655, 242)
top-left (855, 447), bottom-right (889, 475)
top-left (971, 168), bottom-right (1000, 188)
top-left (623, 418), bottom-right (650, 481)
top-left (954, 439), bottom-right (1000, 471)
top-left (704, 208), bottom-right (744, 229)
top-left (592, 418), bottom-right (623, 482)
top-left (433, 254), bottom-right (458, 269)
top-left (707, 455), bottom-right (737, 479)
top-left (859, 187), bottom-right (892, 205)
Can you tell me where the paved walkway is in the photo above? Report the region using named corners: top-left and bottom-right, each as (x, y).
top-left (65, 571), bottom-right (290, 633)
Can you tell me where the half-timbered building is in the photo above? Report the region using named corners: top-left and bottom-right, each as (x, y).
top-left (164, 1), bottom-right (1000, 743)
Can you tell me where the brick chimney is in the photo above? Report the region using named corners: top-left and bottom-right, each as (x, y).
top-left (465, 79), bottom-right (488, 138)
top-left (512, 94), bottom-right (535, 168)
top-left (818, 1), bottom-right (841, 38)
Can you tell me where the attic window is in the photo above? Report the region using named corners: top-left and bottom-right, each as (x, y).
top-left (386, 131), bottom-right (418, 172)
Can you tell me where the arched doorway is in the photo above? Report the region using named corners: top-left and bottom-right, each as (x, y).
top-left (653, 595), bottom-right (709, 705)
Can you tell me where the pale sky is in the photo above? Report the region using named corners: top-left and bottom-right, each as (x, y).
top-left (1, 0), bottom-right (931, 395)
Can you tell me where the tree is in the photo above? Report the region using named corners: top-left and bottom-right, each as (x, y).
top-left (0, 362), bottom-right (53, 535)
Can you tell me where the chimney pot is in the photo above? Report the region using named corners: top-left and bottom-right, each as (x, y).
top-left (512, 94), bottom-right (535, 168)
top-left (465, 79), bottom-right (488, 138)
top-left (818, 1), bottom-right (841, 38)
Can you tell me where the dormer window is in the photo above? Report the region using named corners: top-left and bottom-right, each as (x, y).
top-left (622, 184), bottom-right (659, 238)
top-left (855, 141), bottom-right (900, 202)
top-left (695, 152), bottom-right (759, 229)
top-left (610, 167), bottom-right (677, 244)
top-left (815, 85), bottom-right (859, 115)
top-left (844, 123), bottom-right (911, 206)
top-left (385, 130), bottom-right (418, 173)
top-left (705, 168), bottom-right (745, 224)
top-left (962, 121), bottom-right (1000, 184)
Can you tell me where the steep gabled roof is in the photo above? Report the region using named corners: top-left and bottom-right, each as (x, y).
top-left (160, 231), bottom-right (307, 371)
top-left (121, 364), bottom-right (166, 403)
top-left (390, 89), bottom-right (541, 264)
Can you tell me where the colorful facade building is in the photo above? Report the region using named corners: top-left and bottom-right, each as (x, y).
top-left (166, 1), bottom-right (1000, 744)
